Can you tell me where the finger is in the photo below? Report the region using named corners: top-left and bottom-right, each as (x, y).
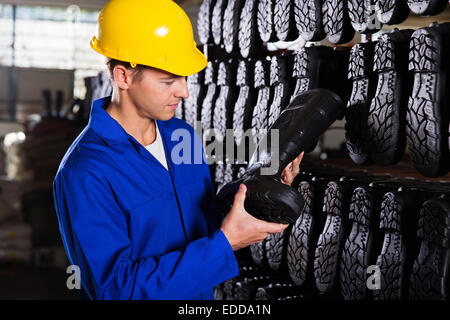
top-left (292, 157), bottom-right (300, 174)
top-left (284, 166), bottom-right (294, 183)
top-left (232, 184), bottom-right (247, 207)
top-left (259, 221), bottom-right (289, 234)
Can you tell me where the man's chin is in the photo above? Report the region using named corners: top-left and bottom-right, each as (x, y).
top-left (159, 111), bottom-right (175, 121)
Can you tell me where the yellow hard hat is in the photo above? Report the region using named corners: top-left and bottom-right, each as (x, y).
top-left (90, 0), bottom-right (207, 77)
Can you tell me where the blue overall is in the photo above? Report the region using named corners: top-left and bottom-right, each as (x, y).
top-left (53, 97), bottom-right (239, 299)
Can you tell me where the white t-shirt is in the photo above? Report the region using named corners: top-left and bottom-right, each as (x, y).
top-left (144, 122), bottom-right (168, 170)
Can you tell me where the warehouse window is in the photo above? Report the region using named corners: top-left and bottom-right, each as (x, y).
top-left (0, 4), bottom-right (104, 120)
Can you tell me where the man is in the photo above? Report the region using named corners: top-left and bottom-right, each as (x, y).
top-left (53, 0), bottom-right (302, 300)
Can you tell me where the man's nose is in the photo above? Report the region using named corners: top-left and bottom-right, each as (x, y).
top-left (176, 76), bottom-right (189, 99)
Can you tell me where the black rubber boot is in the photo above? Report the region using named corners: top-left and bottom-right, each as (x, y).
top-left (223, 0), bottom-right (246, 54)
top-left (287, 177), bottom-right (328, 288)
top-left (348, 0), bottom-right (383, 34)
top-left (295, 0), bottom-right (326, 42)
top-left (265, 224), bottom-right (292, 271)
top-left (255, 281), bottom-right (302, 300)
top-left (322, 0), bottom-right (356, 44)
top-left (409, 195), bottom-right (450, 300)
top-left (198, 0), bottom-right (216, 46)
top-left (251, 59), bottom-right (273, 146)
top-left (375, 0), bottom-right (410, 25)
top-left (407, 0), bottom-right (448, 16)
top-left (213, 60), bottom-right (238, 141)
top-left (184, 69), bottom-right (207, 128)
top-left (201, 61), bottom-right (220, 132)
top-left (367, 28), bottom-right (414, 165)
top-left (313, 178), bottom-right (360, 295)
top-left (345, 41), bottom-right (377, 165)
top-left (211, 0), bottom-right (228, 46)
top-left (267, 54), bottom-right (294, 128)
top-left (238, 0), bottom-right (263, 59)
top-left (273, 0), bottom-right (299, 42)
top-left (234, 273), bottom-right (289, 300)
top-left (215, 89), bottom-right (345, 224)
top-left (373, 188), bottom-right (427, 300)
top-left (257, 0), bottom-right (278, 43)
top-left (291, 45), bottom-right (335, 101)
top-left (339, 183), bottom-right (392, 300)
top-left (406, 22), bottom-right (450, 178)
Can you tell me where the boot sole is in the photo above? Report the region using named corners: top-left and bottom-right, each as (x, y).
top-left (406, 25), bottom-right (450, 177)
top-left (295, 0), bottom-right (326, 41)
top-left (340, 187), bottom-right (378, 300)
top-left (345, 42), bottom-right (376, 165)
top-left (322, 0), bottom-right (355, 44)
top-left (409, 197), bottom-right (450, 300)
top-left (274, 0), bottom-right (298, 41)
top-left (407, 0), bottom-right (448, 16)
top-left (287, 180), bottom-right (326, 287)
top-left (367, 30), bottom-right (411, 165)
top-left (239, 0), bottom-right (262, 58)
top-left (348, 0), bottom-right (382, 34)
top-left (376, 0), bottom-right (410, 25)
top-left (314, 181), bottom-right (353, 294)
top-left (373, 192), bottom-right (407, 300)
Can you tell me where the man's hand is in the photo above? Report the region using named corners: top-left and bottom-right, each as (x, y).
top-left (281, 151), bottom-right (304, 186)
top-left (220, 184), bottom-right (289, 251)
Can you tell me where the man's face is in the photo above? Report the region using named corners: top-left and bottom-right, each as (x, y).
top-left (127, 67), bottom-right (189, 121)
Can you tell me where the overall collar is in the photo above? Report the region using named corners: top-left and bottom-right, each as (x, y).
top-left (88, 96), bottom-right (173, 171)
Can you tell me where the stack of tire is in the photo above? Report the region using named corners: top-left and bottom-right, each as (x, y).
top-left (182, 0), bottom-right (450, 300)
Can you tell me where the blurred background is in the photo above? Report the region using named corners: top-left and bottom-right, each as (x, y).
top-left (0, 0), bottom-right (449, 300)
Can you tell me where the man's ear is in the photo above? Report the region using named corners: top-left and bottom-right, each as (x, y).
top-left (113, 65), bottom-right (132, 90)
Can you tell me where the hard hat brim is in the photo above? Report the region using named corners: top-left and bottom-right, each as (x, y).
top-left (90, 37), bottom-right (207, 77)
